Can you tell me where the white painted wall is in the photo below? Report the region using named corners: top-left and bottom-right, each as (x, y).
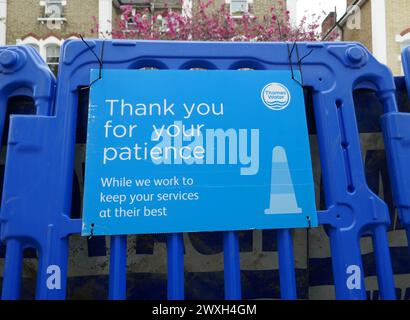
top-left (371, 0), bottom-right (387, 64)
top-left (99, 0), bottom-right (112, 39)
top-left (287, 0), bottom-right (297, 26)
top-left (0, 0), bottom-right (7, 45)
top-left (182, 0), bottom-right (193, 18)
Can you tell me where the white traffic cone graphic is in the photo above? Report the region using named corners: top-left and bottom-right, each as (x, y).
top-left (265, 146), bottom-right (302, 215)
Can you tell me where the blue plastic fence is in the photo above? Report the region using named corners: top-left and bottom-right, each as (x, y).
top-left (0, 40), bottom-right (407, 300)
top-left (382, 46), bottom-right (410, 248)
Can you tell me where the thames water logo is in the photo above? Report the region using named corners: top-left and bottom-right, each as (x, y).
top-left (261, 83), bottom-right (291, 111)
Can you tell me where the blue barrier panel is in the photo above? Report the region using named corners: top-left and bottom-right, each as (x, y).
top-left (0, 40), bottom-right (399, 300)
top-left (0, 46), bottom-right (56, 300)
top-left (382, 47), bottom-right (410, 248)
top-left (0, 45), bottom-right (55, 141)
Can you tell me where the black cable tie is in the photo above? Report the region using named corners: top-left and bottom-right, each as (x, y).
top-left (289, 41), bottom-right (315, 87)
top-left (307, 216), bottom-right (312, 229)
top-left (89, 223), bottom-right (95, 240)
top-left (294, 43), bottom-right (304, 87)
top-left (79, 34), bottom-right (106, 90)
top-left (287, 41), bottom-right (297, 84)
top-left (276, 19), bottom-right (306, 87)
top-left (275, 17), bottom-right (315, 88)
top-left (298, 48), bottom-right (314, 63)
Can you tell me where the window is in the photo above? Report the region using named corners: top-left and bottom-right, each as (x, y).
top-left (46, 44), bottom-right (60, 75)
top-left (17, 36), bottom-right (73, 75)
top-left (156, 14), bottom-right (171, 32)
top-left (45, 0), bottom-right (64, 16)
top-left (230, 0), bottom-right (248, 17)
top-left (122, 7), bottom-right (138, 32)
top-left (45, 0), bottom-right (64, 11)
top-left (28, 44), bottom-right (40, 53)
top-left (157, 15), bottom-right (165, 31)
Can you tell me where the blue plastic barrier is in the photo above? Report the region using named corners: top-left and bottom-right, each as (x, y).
top-left (0, 45), bottom-right (79, 300)
top-left (0, 45), bottom-right (55, 141)
top-left (382, 47), bottom-right (410, 248)
top-left (0, 46), bottom-right (57, 299)
top-left (0, 40), bottom-right (400, 300)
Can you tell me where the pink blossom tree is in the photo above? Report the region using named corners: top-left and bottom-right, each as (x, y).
top-left (92, 0), bottom-right (339, 41)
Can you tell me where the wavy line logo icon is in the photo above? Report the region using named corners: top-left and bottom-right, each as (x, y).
top-left (261, 83), bottom-right (291, 111)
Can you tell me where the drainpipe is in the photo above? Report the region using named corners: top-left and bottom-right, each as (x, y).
top-left (182, 0), bottom-right (192, 18)
top-left (286, 0), bottom-right (297, 26)
top-left (0, 0), bottom-right (7, 45)
top-left (99, 0), bottom-right (112, 39)
top-left (371, 0), bottom-right (387, 64)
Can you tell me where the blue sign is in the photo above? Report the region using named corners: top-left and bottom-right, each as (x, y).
top-left (82, 69), bottom-right (318, 236)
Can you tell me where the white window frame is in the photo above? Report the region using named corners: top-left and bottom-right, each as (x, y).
top-left (28, 43), bottom-right (41, 52)
top-left (16, 35), bottom-right (77, 73)
top-left (121, 7), bottom-right (138, 32)
top-left (45, 44), bottom-right (60, 73)
top-left (229, 0), bottom-right (248, 17)
top-left (156, 14), bottom-right (168, 32)
top-left (39, 0), bottom-right (67, 7)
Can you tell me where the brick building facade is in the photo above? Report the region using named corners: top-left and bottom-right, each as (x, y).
top-left (324, 0), bottom-right (410, 75)
top-left (0, 0), bottom-right (296, 74)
